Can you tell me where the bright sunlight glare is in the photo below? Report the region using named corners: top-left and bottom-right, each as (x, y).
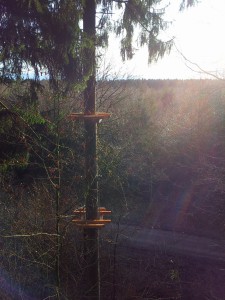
top-left (103, 0), bottom-right (225, 79)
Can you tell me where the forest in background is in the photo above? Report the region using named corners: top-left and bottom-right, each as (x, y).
top-left (1, 78), bottom-right (225, 299)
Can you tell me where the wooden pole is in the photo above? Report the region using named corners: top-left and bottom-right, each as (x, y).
top-left (83, 1), bottom-right (100, 299)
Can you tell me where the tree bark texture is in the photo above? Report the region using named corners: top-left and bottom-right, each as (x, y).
top-left (83, 1), bottom-right (100, 299)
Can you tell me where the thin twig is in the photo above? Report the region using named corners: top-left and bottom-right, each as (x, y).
top-left (175, 44), bottom-right (225, 80)
top-left (1, 233), bottom-right (60, 238)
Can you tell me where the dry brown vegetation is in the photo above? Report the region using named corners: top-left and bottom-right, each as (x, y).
top-left (1, 79), bottom-right (225, 299)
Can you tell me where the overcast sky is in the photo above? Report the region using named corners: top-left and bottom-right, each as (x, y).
top-left (103, 0), bottom-right (225, 80)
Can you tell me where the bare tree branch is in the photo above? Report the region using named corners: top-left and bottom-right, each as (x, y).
top-left (1, 232), bottom-right (59, 238)
top-left (175, 44), bottom-right (225, 80)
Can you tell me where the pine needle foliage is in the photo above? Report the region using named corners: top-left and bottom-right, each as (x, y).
top-left (0, 0), bottom-right (197, 87)
top-left (0, 0), bottom-right (82, 86)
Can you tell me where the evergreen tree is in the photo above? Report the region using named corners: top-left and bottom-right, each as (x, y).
top-left (0, 0), bottom-right (82, 86)
top-left (0, 0), bottom-right (197, 85)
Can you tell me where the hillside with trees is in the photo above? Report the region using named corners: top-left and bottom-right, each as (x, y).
top-left (98, 79), bottom-right (225, 237)
top-left (1, 78), bottom-right (225, 299)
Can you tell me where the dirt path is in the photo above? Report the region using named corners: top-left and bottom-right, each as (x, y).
top-left (101, 224), bottom-right (225, 299)
top-left (104, 224), bottom-right (225, 262)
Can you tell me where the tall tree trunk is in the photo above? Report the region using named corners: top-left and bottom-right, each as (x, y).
top-left (83, 1), bottom-right (100, 299)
